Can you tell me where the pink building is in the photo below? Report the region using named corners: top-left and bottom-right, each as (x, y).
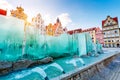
top-left (95, 27), bottom-right (104, 45)
top-left (82, 27), bottom-right (104, 45)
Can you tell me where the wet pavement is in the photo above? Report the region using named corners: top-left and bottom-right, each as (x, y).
top-left (89, 48), bottom-right (120, 80)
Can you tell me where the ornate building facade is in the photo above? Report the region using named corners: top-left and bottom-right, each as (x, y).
top-left (53, 18), bottom-right (63, 36)
top-left (31, 13), bottom-right (45, 35)
top-left (10, 6), bottom-right (28, 32)
top-left (10, 6), bottom-right (27, 21)
top-left (46, 23), bottom-right (53, 36)
top-left (102, 16), bottom-right (120, 47)
top-left (46, 18), bottom-right (63, 36)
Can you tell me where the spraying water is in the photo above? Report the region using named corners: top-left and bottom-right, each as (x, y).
top-left (66, 58), bottom-right (85, 67)
top-left (44, 63), bottom-right (65, 73)
top-left (11, 67), bottom-right (48, 80)
top-left (32, 67), bottom-right (47, 78)
top-left (14, 71), bottom-right (31, 79)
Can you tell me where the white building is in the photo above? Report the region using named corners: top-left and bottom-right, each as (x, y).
top-left (31, 13), bottom-right (45, 35)
top-left (102, 16), bottom-right (120, 48)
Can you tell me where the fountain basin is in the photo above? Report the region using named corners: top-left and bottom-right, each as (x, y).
top-left (52, 48), bottom-right (120, 80)
top-left (0, 57), bottom-right (53, 76)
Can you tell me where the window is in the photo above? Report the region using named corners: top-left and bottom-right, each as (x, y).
top-left (108, 40), bottom-right (111, 42)
top-left (110, 23), bottom-right (112, 25)
top-left (117, 40), bottom-right (119, 42)
top-left (115, 30), bottom-right (117, 33)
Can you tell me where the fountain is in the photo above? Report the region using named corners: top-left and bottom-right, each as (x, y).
top-left (14, 71), bottom-right (32, 79)
top-left (0, 15), bottom-right (24, 61)
top-left (0, 15), bottom-right (104, 80)
top-left (0, 15), bottom-right (99, 61)
top-left (32, 67), bottom-right (48, 80)
top-left (45, 63), bottom-right (65, 74)
top-left (66, 58), bottom-right (85, 68)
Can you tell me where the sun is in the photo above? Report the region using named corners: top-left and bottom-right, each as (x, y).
top-left (27, 16), bottom-right (32, 23)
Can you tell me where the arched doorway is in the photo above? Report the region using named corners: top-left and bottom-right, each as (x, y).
top-left (117, 44), bottom-right (120, 48)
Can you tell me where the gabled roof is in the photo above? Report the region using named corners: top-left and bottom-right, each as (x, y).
top-left (102, 16), bottom-right (118, 27)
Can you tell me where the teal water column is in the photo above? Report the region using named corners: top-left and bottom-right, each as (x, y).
top-left (0, 15), bottom-right (24, 61)
top-left (78, 33), bottom-right (87, 56)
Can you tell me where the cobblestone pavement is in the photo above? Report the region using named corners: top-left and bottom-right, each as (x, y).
top-left (109, 57), bottom-right (120, 80)
top-left (90, 54), bottom-right (120, 80)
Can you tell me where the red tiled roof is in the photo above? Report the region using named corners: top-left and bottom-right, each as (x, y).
top-left (67, 31), bottom-right (73, 35)
top-left (102, 17), bottom-right (118, 27)
top-left (67, 29), bottom-right (82, 35)
top-left (102, 20), bottom-right (106, 27)
top-left (82, 27), bottom-right (96, 32)
top-left (113, 17), bottom-right (118, 23)
top-left (0, 9), bottom-right (7, 16)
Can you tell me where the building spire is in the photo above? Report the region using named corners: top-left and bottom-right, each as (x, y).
top-left (57, 17), bottom-right (60, 23)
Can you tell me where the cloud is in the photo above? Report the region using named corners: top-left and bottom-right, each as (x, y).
top-left (42, 13), bottom-right (54, 26)
top-left (36, 13), bottom-right (72, 27)
top-left (67, 23), bottom-right (81, 30)
top-left (0, 0), bottom-right (13, 15)
top-left (57, 13), bottom-right (72, 27)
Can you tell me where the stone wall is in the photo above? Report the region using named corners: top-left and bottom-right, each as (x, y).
top-left (60, 53), bottom-right (120, 80)
top-left (0, 57), bottom-right (53, 76)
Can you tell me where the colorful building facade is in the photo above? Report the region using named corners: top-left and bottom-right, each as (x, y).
top-left (82, 27), bottom-right (104, 45)
top-left (95, 27), bottom-right (104, 45)
top-left (31, 13), bottom-right (45, 35)
top-left (102, 16), bottom-right (120, 48)
top-left (10, 6), bottom-right (28, 31)
top-left (82, 27), bottom-right (96, 43)
top-left (10, 6), bottom-right (27, 21)
top-left (46, 23), bottom-right (53, 36)
top-left (46, 18), bottom-right (63, 36)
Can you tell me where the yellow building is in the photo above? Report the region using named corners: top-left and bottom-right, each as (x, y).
top-left (46, 23), bottom-right (53, 36)
top-left (82, 27), bottom-right (96, 43)
top-left (10, 6), bottom-right (27, 21)
top-left (10, 6), bottom-right (29, 31)
top-left (46, 18), bottom-right (63, 36)
top-left (102, 16), bottom-right (120, 48)
top-left (31, 13), bottom-right (45, 35)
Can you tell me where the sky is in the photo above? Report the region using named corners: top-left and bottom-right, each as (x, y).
top-left (0, 0), bottom-right (120, 30)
